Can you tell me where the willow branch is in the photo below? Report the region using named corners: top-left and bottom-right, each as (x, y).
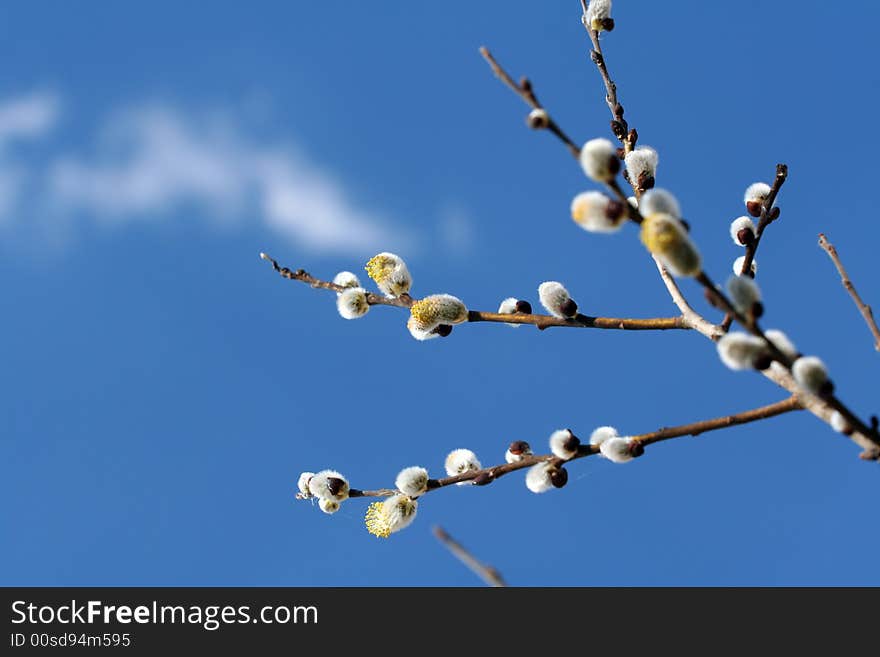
top-left (721, 164), bottom-right (788, 330)
top-left (569, 21), bottom-right (879, 456)
top-left (579, 2), bottom-right (634, 153)
top-left (260, 252), bottom-right (688, 332)
top-left (308, 396), bottom-right (804, 502)
top-left (479, 46), bottom-right (581, 159)
top-left (818, 233), bottom-right (880, 352)
top-left (653, 258), bottom-right (724, 339)
top-left (432, 526), bottom-right (507, 587)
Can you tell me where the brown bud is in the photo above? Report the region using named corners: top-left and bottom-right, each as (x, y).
top-left (746, 200), bottom-right (763, 217)
top-left (753, 353), bottom-right (774, 371)
top-left (871, 415), bottom-right (879, 431)
top-left (615, 147), bottom-right (626, 159)
top-left (611, 119), bottom-right (627, 140)
top-left (560, 298), bottom-right (578, 318)
top-left (818, 380), bottom-right (835, 397)
top-left (600, 17), bottom-right (615, 32)
top-left (520, 77), bottom-right (532, 93)
top-left (426, 478), bottom-right (441, 490)
top-left (508, 440), bottom-right (531, 456)
top-left (326, 477), bottom-right (347, 497)
top-left (637, 172), bottom-right (655, 192)
top-left (627, 441), bottom-right (645, 458)
top-left (606, 199), bottom-right (626, 221)
top-left (562, 432), bottom-right (581, 454)
top-left (526, 108), bottom-right (550, 130)
top-left (550, 467), bottom-right (569, 488)
top-left (627, 128), bottom-right (638, 146)
top-left (679, 218), bottom-right (691, 233)
top-left (434, 324), bottom-right (453, 337)
top-left (472, 472), bottom-right (494, 486)
top-left (515, 299), bottom-right (533, 314)
top-left (768, 206), bottom-right (781, 220)
top-left (737, 227), bottom-right (756, 246)
top-left (751, 301), bottom-right (765, 319)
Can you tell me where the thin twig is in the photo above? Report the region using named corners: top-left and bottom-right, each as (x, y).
top-left (580, 2), bottom-right (634, 153)
top-left (653, 258), bottom-right (724, 339)
top-left (479, 46), bottom-right (581, 159)
top-left (260, 253), bottom-right (688, 332)
top-left (818, 233), bottom-right (880, 352)
top-left (529, 24), bottom-right (880, 456)
top-left (721, 164), bottom-right (788, 330)
top-left (432, 526), bottom-right (507, 587)
top-left (305, 396), bottom-right (804, 501)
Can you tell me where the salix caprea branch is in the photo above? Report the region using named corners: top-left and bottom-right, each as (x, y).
top-left (478, 1), bottom-right (879, 458)
top-left (264, 1), bottom-right (880, 547)
top-left (818, 233), bottom-right (880, 352)
top-left (259, 252), bottom-right (688, 332)
top-left (294, 396), bottom-right (803, 537)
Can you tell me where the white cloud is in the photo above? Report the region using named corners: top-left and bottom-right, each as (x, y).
top-left (0, 92), bottom-right (59, 224)
top-left (0, 94), bottom-right (412, 254)
top-left (0, 91), bottom-right (59, 148)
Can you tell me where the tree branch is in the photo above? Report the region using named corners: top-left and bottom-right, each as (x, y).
top-left (432, 526), bottom-right (507, 587)
top-left (480, 31), bottom-right (880, 458)
top-left (479, 46), bottom-right (581, 159)
top-left (302, 395), bottom-right (804, 503)
top-left (818, 233), bottom-right (880, 352)
top-left (260, 252), bottom-right (688, 332)
top-left (721, 164), bottom-right (788, 330)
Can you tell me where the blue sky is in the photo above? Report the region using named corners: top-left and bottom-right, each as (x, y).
top-left (2, 0), bottom-right (879, 586)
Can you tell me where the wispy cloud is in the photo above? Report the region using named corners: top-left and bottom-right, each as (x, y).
top-left (0, 93), bottom-right (414, 254)
top-left (0, 92), bottom-right (59, 224)
top-left (0, 91), bottom-right (59, 148)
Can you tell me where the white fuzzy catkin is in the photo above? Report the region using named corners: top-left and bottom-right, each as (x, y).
top-left (729, 216), bottom-right (757, 246)
top-left (733, 255), bottom-right (758, 276)
top-left (830, 411), bottom-right (850, 434)
top-left (764, 329), bottom-right (798, 361)
top-left (792, 356), bottom-right (830, 394)
top-left (639, 188), bottom-right (681, 218)
top-left (624, 146), bottom-right (658, 187)
top-left (332, 271), bottom-right (361, 291)
top-left (307, 469), bottom-right (350, 502)
top-left (525, 462), bottom-right (555, 493)
top-left (498, 297), bottom-right (523, 328)
top-left (318, 499), bottom-right (340, 515)
top-left (599, 437), bottom-right (637, 463)
top-left (395, 466), bottom-right (429, 498)
top-left (579, 138), bottom-right (618, 182)
top-left (336, 287), bottom-right (370, 320)
top-left (744, 182), bottom-right (772, 206)
top-left (365, 252), bottom-right (412, 297)
top-left (571, 190), bottom-right (625, 233)
top-left (444, 449), bottom-right (482, 482)
top-left (549, 429), bottom-right (580, 460)
top-left (409, 294), bottom-right (468, 332)
top-left (717, 332), bottom-right (769, 370)
top-left (538, 281), bottom-right (576, 318)
top-left (586, 0), bottom-right (613, 30)
top-left (505, 442), bottom-right (533, 463)
top-left (297, 472), bottom-right (315, 499)
top-left (406, 316), bottom-right (442, 341)
top-left (727, 275), bottom-right (762, 314)
top-left (640, 212), bottom-right (702, 277)
top-left (365, 495), bottom-right (418, 538)
top-left (589, 426), bottom-right (619, 447)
